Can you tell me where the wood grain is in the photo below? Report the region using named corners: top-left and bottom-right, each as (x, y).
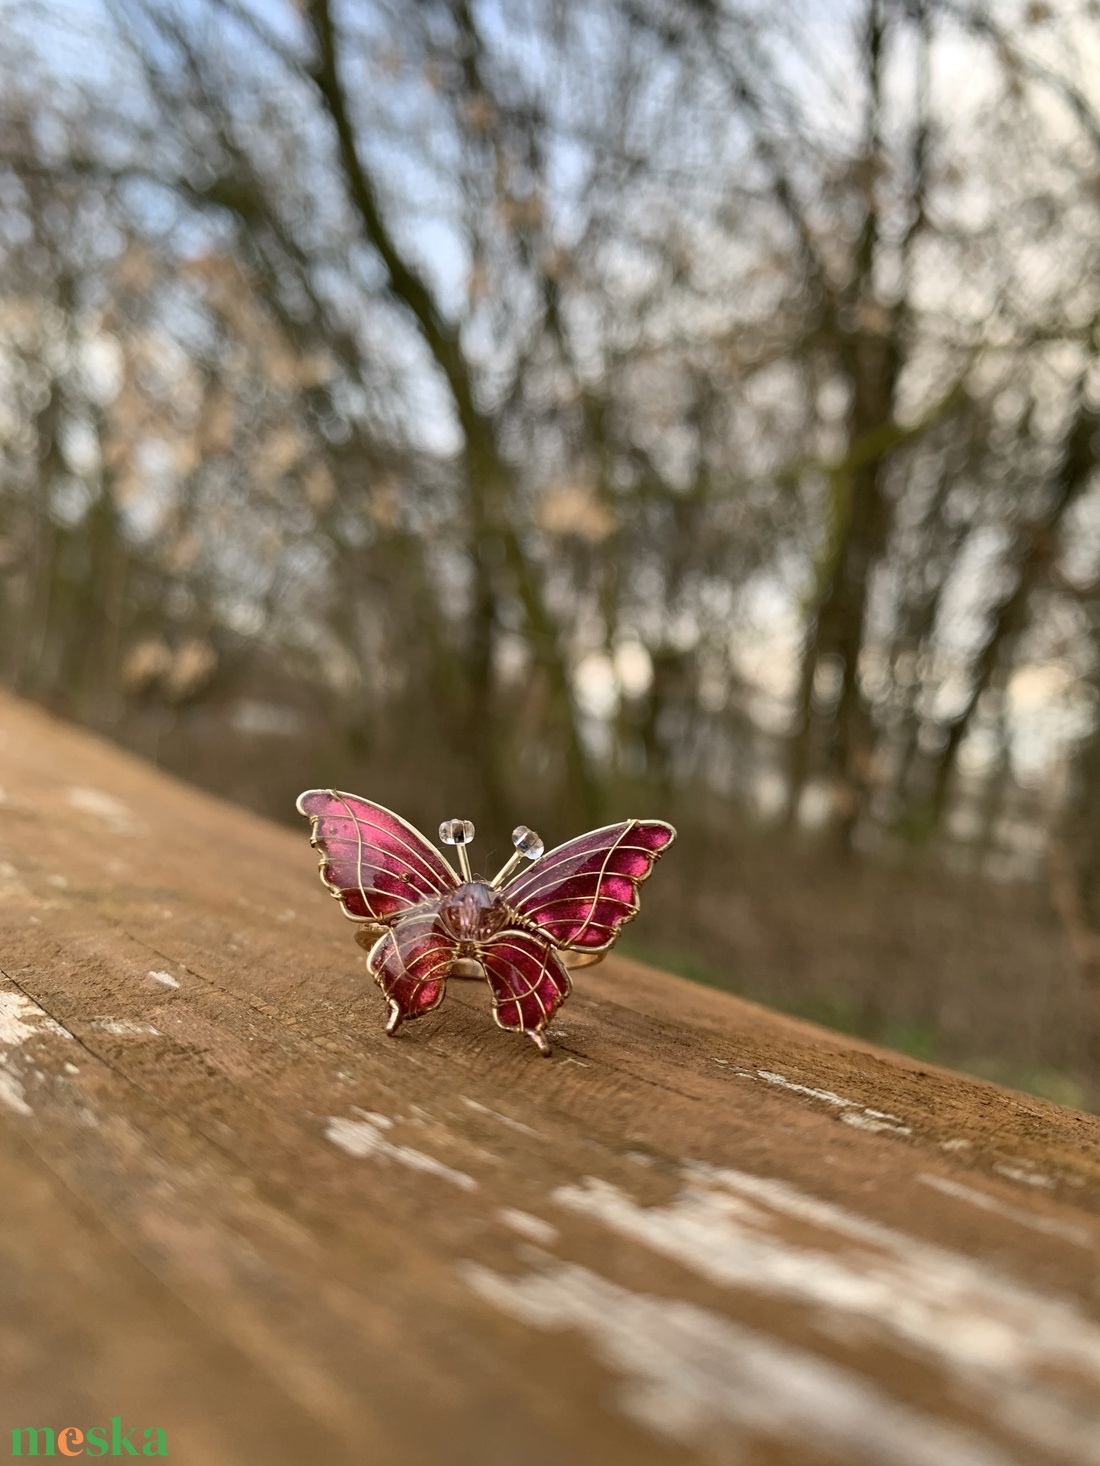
top-left (1, 690), bottom-right (1099, 1465)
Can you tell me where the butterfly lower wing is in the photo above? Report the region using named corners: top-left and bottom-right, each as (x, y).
top-left (297, 789), bottom-right (458, 924)
top-left (479, 929), bottom-right (571, 1037)
top-left (368, 907), bottom-right (457, 1024)
top-left (502, 819), bottom-right (675, 952)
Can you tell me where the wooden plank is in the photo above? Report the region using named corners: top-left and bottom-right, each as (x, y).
top-left (0, 689), bottom-right (1099, 1465)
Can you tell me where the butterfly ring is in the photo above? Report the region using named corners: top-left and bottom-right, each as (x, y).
top-left (296, 791), bottom-right (676, 1056)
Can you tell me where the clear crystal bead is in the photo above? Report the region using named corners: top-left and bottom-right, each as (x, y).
top-left (512, 825), bottom-right (544, 860)
top-left (439, 819), bottom-right (475, 846)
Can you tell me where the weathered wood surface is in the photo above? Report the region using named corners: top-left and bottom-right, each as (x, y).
top-left (1, 691), bottom-right (1100, 1466)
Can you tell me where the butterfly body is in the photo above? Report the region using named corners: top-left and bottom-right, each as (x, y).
top-left (296, 789), bottom-right (675, 1055)
top-left (438, 881), bottom-right (509, 942)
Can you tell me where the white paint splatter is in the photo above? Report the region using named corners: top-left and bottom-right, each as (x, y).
top-left (552, 1166), bottom-right (1100, 1462)
top-left (460, 1259), bottom-right (1015, 1466)
top-left (497, 1208), bottom-right (559, 1246)
top-left (463, 1097), bottom-right (542, 1138)
top-left (919, 1174), bottom-right (1092, 1248)
top-left (0, 991), bottom-right (70, 1045)
top-left (91, 1019), bottom-right (161, 1036)
top-left (326, 1115), bottom-right (476, 1191)
top-left (148, 971), bottom-right (180, 989)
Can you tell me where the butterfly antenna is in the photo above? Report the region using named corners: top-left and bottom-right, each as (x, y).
top-left (439, 819), bottom-right (475, 882)
top-left (491, 826), bottom-right (545, 888)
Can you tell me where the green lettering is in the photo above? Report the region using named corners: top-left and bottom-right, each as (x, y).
top-left (84, 1430), bottom-right (107, 1459)
top-left (140, 1431), bottom-right (166, 1458)
top-left (108, 1420), bottom-right (136, 1458)
top-left (10, 1429), bottom-right (55, 1458)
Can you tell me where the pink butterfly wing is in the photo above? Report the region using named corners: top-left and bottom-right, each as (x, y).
top-left (367, 906), bottom-right (456, 1021)
top-left (479, 929), bottom-right (571, 1034)
top-left (503, 819), bottom-right (676, 951)
top-left (297, 789), bottom-right (457, 923)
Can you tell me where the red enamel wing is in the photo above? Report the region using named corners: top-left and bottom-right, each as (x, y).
top-left (296, 791), bottom-right (676, 1056)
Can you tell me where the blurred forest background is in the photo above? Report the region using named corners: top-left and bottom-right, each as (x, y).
top-left (4, 0), bottom-right (1100, 1102)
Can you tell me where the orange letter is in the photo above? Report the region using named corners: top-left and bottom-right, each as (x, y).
top-left (59, 1427), bottom-right (84, 1455)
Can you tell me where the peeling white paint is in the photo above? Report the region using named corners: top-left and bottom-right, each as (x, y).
top-left (92, 1019), bottom-right (161, 1036)
top-left (326, 1114), bottom-right (476, 1191)
top-left (0, 991), bottom-right (70, 1045)
top-left (66, 786), bottom-right (144, 836)
top-left (0, 860), bottom-right (30, 900)
top-left (756, 1070), bottom-right (854, 1108)
top-left (148, 971), bottom-right (180, 989)
top-left (719, 1065), bottom-right (914, 1136)
top-left (919, 1174), bottom-right (1092, 1248)
top-left (841, 1110), bottom-right (912, 1136)
top-left (992, 1164), bottom-right (1056, 1190)
top-left (552, 1165), bottom-right (1100, 1462)
top-left (498, 1209), bottom-right (559, 1246)
top-left (0, 1060), bottom-right (31, 1115)
top-left (350, 1107), bottom-right (393, 1128)
top-left (463, 1097), bottom-right (542, 1138)
top-left (0, 994), bottom-right (44, 1047)
top-left (461, 1259), bottom-right (1016, 1466)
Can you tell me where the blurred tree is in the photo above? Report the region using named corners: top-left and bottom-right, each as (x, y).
top-left (3, 0), bottom-right (1100, 883)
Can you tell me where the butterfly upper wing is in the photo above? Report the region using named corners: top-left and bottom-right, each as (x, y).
top-left (479, 929), bottom-right (570, 1035)
top-left (502, 819), bottom-right (676, 952)
top-left (297, 789), bottom-right (458, 924)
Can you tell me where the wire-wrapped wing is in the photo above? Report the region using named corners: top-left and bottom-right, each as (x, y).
top-left (479, 930), bottom-right (571, 1035)
top-left (368, 907), bottom-right (457, 1021)
top-left (503, 819), bottom-right (675, 951)
top-left (297, 789), bottom-right (457, 924)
